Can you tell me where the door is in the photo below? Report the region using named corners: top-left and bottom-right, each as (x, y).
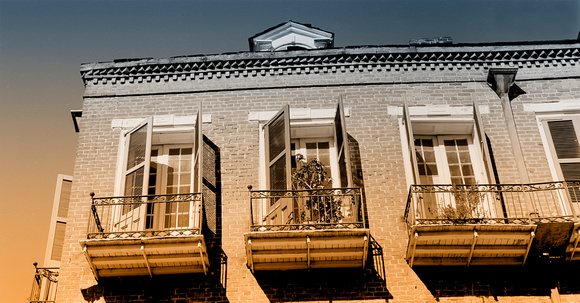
top-left (116, 117), bottom-right (153, 232)
top-left (414, 135), bottom-right (487, 218)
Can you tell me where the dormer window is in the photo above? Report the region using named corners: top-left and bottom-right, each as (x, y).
top-left (249, 21), bottom-right (334, 52)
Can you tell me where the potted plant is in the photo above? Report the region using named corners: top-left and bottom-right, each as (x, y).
top-left (291, 154), bottom-right (343, 224)
top-left (440, 184), bottom-right (485, 224)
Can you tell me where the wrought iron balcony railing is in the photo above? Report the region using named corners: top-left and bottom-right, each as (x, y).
top-left (29, 265), bottom-right (58, 303)
top-left (404, 181), bottom-right (580, 228)
top-left (88, 193), bottom-right (203, 240)
top-left (249, 187), bottom-right (365, 232)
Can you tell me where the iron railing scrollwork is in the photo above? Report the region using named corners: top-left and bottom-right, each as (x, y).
top-left (249, 187), bottom-right (365, 232)
top-left (29, 265), bottom-right (58, 303)
top-left (404, 181), bottom-right (580, 230)
top-left (87, 193), bottom-right (203, 240)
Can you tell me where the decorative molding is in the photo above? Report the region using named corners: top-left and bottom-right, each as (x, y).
top-left (248, 107), bottom-right (350, 122)
top-left (111, 114), bottom-right (211, 129)
top-left (81, 44), bottom-right (580, 86)
top-left (387, 105), bottom-right (489, 116)
top-left (524, 99), bottom-right (580, 114)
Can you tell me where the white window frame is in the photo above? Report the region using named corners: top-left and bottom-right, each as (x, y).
top-left (254, 107), bottom-right (351, 191)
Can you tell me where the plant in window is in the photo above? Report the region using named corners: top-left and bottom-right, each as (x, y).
top-left (440, 184), bottom-right (485, 223)
top-left (291, 154), bottom-right (344, 224)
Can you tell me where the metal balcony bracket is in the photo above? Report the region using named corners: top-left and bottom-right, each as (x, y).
top-left (362, 235), bottom-right (369, 269)
top-left (409, 232), bottom-right (419, 268)
top-left (82, 246), bottom-right (99, 281)
top-left (571, 229), bottom-right (580, 261)
top-left (247, 239), bottom-right (254, 273)
top-left (306, 236), bottom-right (311, 270)
top-left (141, 245), bottom-right (153, 278)
top-left (522, 231), bottom-right (536, 266)
top-left (467, 231), bottom-right (479, 266)
top-left (198, 242), bottom-right (207, 275)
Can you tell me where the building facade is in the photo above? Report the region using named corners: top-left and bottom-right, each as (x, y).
top-left (55, 22), bottom-right (580, 302)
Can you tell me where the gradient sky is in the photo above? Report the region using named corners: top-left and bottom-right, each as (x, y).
top-left (0, 0), bottom-right (578, 302)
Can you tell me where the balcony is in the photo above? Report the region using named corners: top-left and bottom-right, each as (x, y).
top-left (404, 181), bottom-right (580, 267)
top-left (80, 193), bottom-right (209, 278)
top-left (245, 188), bottom-right (369, 272)
top-left (29, 265), bottom-right (58, 303)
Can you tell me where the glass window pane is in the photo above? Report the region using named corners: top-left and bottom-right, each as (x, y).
top-left (462, 165), bottom-right (474, 176)
top-left (448, 165), bottom-right (461, 177)
top-left (459, 152), bottom-right (472, 163)
top-left (182, 148), bottom-right (193, 155)
top-left (446, 151), bottom-right (459, 164)
top-left (426, 164), bottom-right (438, 175)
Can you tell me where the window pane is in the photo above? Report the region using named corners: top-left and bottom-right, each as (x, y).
top-left (318, 142), bottom-right (331, 167)
top-left (548, 120), bottom-right (580, 159)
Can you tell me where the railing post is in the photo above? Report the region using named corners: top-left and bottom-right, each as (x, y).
top-left (248, 185), bottom-right (254, 229)
top-left (409, 186), bottom-right (416, 229)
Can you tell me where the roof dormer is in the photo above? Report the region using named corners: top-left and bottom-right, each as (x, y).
top-left (249, 21), bottom-right (334, 52)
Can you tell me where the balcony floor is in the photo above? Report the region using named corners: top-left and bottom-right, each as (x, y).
top-left (80, 235), bottom-right (209, 278)
top-left (245, 229), bottom-right (370, 272)
top-left (406, 224), bottom-right (537, 266)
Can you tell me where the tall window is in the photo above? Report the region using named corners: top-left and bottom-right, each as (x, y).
top-left (117, 107), bottom-right (204, 231)
top-left (261, 100), bottom-right (352, 224)
top-left (543, 115), bottom-right (580, 204)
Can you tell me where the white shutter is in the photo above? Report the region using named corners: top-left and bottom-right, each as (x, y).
top-left (473, 101), bottom-right (497, 184)
top-left (403, 101), bottom-right (420, 185)
top-left (123, 117), bottom-right (153, 196)
top-left (264, 105), bottom-right (291, 191)
top-left (335, 96), bottom-right (353, 187)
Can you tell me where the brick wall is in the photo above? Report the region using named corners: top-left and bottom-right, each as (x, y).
top-left (57, 52), bottom-right (580, 303)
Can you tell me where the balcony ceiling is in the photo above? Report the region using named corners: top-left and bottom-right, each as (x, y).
top-left (80, 236), bottom-right (209, 278)
top-left (406, 225), bottom-right (537, 266)
top-left (245, 229), bottom-right (370, 272)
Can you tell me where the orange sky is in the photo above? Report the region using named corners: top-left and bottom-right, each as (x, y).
top-left (1, 1), bottom-right (578, 302)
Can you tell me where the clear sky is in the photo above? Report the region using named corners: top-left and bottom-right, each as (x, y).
top-left (0, 0), bottom-right (578, 302)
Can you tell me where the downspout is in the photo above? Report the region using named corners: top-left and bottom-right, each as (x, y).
top-left (486, 68), bottom-right (530, 184)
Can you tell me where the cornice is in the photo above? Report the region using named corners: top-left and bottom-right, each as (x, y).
top-left (80, 43), bottom-right (580, 86)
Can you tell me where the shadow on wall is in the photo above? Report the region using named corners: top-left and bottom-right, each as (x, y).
top-left (96, 273), bottom-right (229, 303)
top-left (253, 237), bottom-right (391, 302)
top-left (414, 263), bottom-right (580, 300)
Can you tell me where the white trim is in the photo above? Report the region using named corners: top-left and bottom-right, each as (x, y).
top-left (249, 107), bottom-right (350, 123)
top-left (524, 99), bottom-right (580, 114)
top-left (111, 114), bottom-right (211, 130)
top-left (398, 108), bottom-right (490, 188)
top-left (388, 105), bottom-right (489, 117)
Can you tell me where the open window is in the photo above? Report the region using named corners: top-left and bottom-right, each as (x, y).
top-left (115, 107), bottom-right (203, 232)
top-left (403, 102), bottom-right (496, 219)
top-left (259, 99), bottom-right (353, 225)
top-left (541, 115), bottom-right (580, 211)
